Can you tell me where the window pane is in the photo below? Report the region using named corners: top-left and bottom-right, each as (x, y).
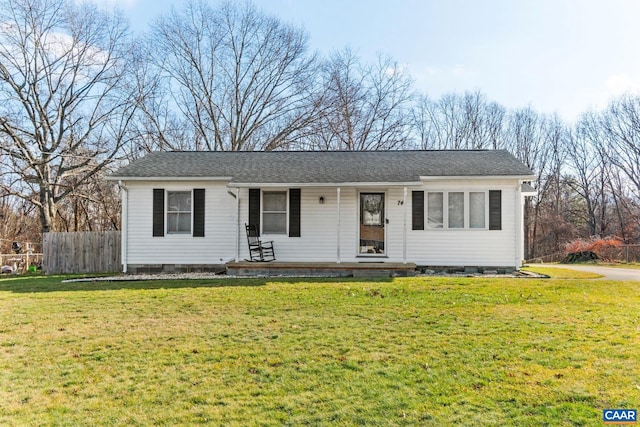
top-left (177, 213), bottom-right (191, 232)
top-left (263, 212), bottom-right (286, 234)
top-left (264, 192), bottom-right (286, 211)
top-left (361, 193), bottom-right (384, 226)
top-left (168, 192), bottom-right (191, 212)
top-left (167, 213), bottom-right (191, 233)
top-left (469, 192), bottom-right (486, 228)
top-left (427, 192), bottom-right (443, 228)
top-left (167, 213), bottom-right (177, 232)
top-left (448, 192), bottom-right (464, 228)
top-left (167, 191), bottom-right (191, 234)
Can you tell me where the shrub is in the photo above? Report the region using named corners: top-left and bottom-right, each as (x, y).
top-left (564, 237), bottom-right (622, 261)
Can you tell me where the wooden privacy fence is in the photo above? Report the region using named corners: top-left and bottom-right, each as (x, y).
top-left (43, 231), bottom-right (121, 274)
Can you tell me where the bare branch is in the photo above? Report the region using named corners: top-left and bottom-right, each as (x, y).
top-left (0, 0), bottom-right (137, 232)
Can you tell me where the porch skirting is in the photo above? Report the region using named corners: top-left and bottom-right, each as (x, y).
top-left (125, 264), bottom-right (226, 274)
top-left (226, 261), bottom-right (417, 278)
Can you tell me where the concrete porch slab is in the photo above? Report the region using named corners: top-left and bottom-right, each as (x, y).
top-left (225, 261), bottom-right (417, 277)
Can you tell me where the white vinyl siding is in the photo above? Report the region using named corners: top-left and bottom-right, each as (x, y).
top-left (408, 181), bottom-right (517, 267)
top-left (125, 181), bottom-right (236, 264)
top-left (122, 179), bottom-right (521, 268)
top-left (239, 187), bottom-right (356, 262)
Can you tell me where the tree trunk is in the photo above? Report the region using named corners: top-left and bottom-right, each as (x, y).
top-left (39, 188), bottom-right (57, 233)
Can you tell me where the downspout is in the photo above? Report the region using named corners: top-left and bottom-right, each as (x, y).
top-left (227, 188), bottom-right (240, 262)
top-left (403, 187), bottom-right (407, 264)
top-left (236, 188), bottom-right (240, 262)
top-left (337, 187), bottom-right (341, 263)
top-left (118, 180), bottom-right (128, 273)
top-left (515, 181), bottom-right (523, 268)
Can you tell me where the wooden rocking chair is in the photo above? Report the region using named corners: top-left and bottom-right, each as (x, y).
top-left (245, 223), bottom-right (276, 262)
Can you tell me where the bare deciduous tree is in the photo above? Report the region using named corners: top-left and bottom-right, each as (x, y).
top-left (141, 0), bottom-right (321, 152)
top-left (607, 167), bottom-right (639, 243)
top-left (532, 115), bottom-right (573, 254)
top-left (307, 47), bottom-right (413, 150)
top-left (411, 90), bottom-right (505, 149)
top-left (53, 168), bottom-right (121, 232)
top-left (502, 108), bottom-right (552, 258)
top-left (565, 112), bottom-right (612, 237)
top-left (0, 0), bottom-right (137, 232)
top-left (601, 94), bottom-right (640, 198)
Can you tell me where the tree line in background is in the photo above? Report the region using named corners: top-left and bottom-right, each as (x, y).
top-left (1, 0), bottom-right (639, 261)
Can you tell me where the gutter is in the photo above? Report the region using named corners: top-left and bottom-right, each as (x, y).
top-left (106, 176), bottom-right (233, 182)
top-left (226, 181), bottom-right (423, 188)
top-left (419, 175), bottom-right (536, 181)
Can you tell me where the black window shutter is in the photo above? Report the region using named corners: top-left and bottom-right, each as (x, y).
top-left (412, 191), bottom-right (424, 230)
top-left (193, 189), bottom-right (205, 237)
top-left (248, 188), bottom-right (261, 230)
top-left (489, 190), bottom-right (502, 230)
top-left (289, 188), bottom-right (301, 237)
top-left (152, 189), bottom-right (165, 237)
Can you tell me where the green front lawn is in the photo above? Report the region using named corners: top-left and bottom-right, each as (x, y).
top-left (521, 265), bottom-right (603, 279)
top-left (1, 274), bottom-right (638, 426)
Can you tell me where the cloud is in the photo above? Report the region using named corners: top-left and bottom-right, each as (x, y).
top-left (452, 64), bottom-right (472, 77)
top-left (423, 66), bottom-right (439, 76)
top-left (410, 63), bottom-right (476, 81)
top-left (605, 73), bottom-right (640, 94)
top-left (82, 0), bottom-right (137, 7)
top-left (559, 73), bottom-right (640, 121)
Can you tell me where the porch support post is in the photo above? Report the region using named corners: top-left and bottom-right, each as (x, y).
top-left (337, 187), bottom-right (341, 263)
top-left (235, 188), bottom-right (240, 262)
top-left (403, 187), bottom-right (407, 264)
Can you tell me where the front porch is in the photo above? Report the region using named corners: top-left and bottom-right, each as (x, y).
top-left (226, 261), bottom-right (417, 278)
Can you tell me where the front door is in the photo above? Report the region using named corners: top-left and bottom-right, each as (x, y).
top-left (359, 192), bottom-right (385, 255)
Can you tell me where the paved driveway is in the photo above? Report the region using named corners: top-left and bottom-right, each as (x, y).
top-left (536, 264), bottom-right (640, 281)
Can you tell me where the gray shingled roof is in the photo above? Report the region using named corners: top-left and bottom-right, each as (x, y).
top-left (109, 150), bottom-right (534, 184)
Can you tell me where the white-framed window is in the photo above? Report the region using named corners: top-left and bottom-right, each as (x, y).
top-left (426, 191), bottom-right (488, 229)
top-left (167, 191), bottom-right (191, 234)
top-left (262, 191), bottom-right (287, 234)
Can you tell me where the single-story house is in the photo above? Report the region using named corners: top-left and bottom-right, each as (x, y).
top-left (108, 150), bottom-right (535, 274)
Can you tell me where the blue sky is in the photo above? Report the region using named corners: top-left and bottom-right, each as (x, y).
top-left (99, 0), bottom-right (640, 122)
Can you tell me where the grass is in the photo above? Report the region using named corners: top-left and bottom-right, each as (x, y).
top-left (1, 274), bottom-right (638, 426)
top-left (598, 262), bottom-right (640, 270)
top-left (521, 265), bottom-right (603, 279)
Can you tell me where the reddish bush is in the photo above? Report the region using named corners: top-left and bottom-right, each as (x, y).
top-left (564, 237), bottom-right (622, 261)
